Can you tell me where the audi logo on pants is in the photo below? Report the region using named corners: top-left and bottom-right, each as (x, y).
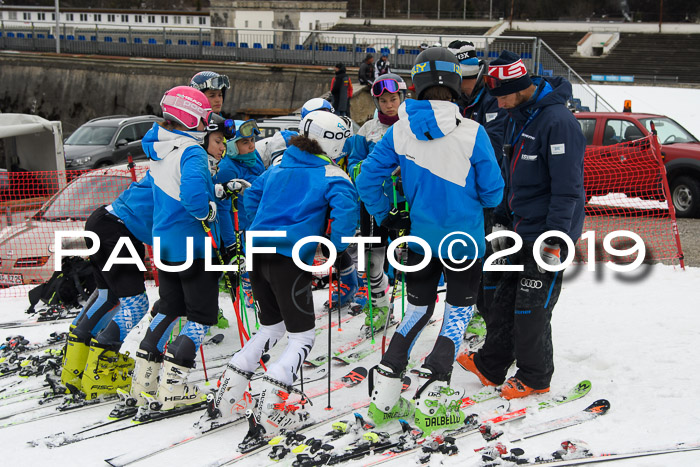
top-left (520, 278), bottom-right (543, 289)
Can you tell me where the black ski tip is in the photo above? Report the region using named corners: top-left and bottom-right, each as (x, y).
top-left (340, 366), bottom-right (368, 385)
top-left (401, 375), bottom-right (412, 391)
top-left (585, 399), bottom-right (611, 415)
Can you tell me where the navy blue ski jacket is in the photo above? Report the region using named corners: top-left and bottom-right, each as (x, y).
top-left (459, 87), bottom-right (509, 164)
top-left (494, 76), bottom-right (586, 243)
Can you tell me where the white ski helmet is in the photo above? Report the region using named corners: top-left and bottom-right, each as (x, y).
top-left (299, 111), bottom-right (352, 160)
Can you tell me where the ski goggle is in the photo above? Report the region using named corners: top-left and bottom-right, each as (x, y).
top-left (204, 112), bottom-right (235, 139)
top-left (235, 119), bottom-right (260, 139)
top-left (193, 75), bottom-right (230, 91)
top-left (483, 74), bottom-right (506, 90)
top-left (371, 78), bottom-right (404, 97)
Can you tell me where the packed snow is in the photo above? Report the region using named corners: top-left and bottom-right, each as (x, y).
top-left (2, 83), bottom-right (700, 466)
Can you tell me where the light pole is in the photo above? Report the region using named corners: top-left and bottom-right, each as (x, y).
top-left (54, 0), bottom-right (60, 53)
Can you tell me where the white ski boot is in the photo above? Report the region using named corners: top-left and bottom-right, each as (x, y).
top-left (254, 375), bottom-right (310, 436)
top-left (367, 364), bottom-right (413, 427)
top-left (413, 369), bottom-right (465, 436)
top-left (149, 353), bottom-right (205, 412)
top-left (197, 364), bottom-right (254, 430)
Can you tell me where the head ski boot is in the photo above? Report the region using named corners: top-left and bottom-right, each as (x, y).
top-left (151, 352), bottom-right (205, 411)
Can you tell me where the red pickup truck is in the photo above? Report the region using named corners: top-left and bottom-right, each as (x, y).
top-left (574, 112), bottom-right (700, 218)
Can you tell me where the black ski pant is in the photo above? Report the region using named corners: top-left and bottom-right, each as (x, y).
top-left (85, 206), bottom-right (146, 297)
top-left (473, 241), bottom-right (565, 390)
top-left (157, 257), bottom-right (219, 326)
top-left (381, 250), bottom-right (481, 378)
top-left (249, 253), bottom-right (315, 333)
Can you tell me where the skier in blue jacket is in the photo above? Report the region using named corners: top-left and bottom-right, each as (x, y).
top-left (131, 86), bottom-right (242, 414)
top-left (60, 168), bottom-right (154, 400)
top-left (205, 111), bottom-right (357, 435)
top-left (356, 47), bottom-right (504, 435)
top-left (347, 73), bottom-right (408, 335)
top-left (458, 50), bottom-right (585, 400)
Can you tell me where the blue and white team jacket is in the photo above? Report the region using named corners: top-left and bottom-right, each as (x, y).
top-left (142, 123), bottom-right (219, 262)
top-left (110, 171), bottom-right (154, 245)
top-left (243, 144), bottom-right (358, 265)
top-left (356, 99), bottom-right (504, 260)
top-left (214, 152), bottom-right (265, 233)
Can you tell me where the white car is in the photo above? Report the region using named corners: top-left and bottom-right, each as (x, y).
top-left (0, 163), bottom-right (147, 286)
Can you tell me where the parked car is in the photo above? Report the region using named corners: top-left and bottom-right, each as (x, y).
top-left (575, 112), bottom-right (700, 217)
top-left (256, 115), bottom-right (361, 140)
top-left (0, 163), bottom-right (146, 286)
top-left (64, 115), bottom-right (162, 170)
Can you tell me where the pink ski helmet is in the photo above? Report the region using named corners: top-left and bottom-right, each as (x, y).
top-left (159, 86), bottom-right (212, 129)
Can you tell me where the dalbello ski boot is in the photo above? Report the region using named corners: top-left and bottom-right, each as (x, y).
top-left (81, 339), bottom-right (134, 400)
top-left (146, 353), bottom-right (205, 412)
top-left (413, 370), bottom-right (465, 436)
top-left (197, 364), bottom-right (254, 430)
top-left (363, 287), bottom-right (390, 336)
top-left (254, 375), bottom-right (310, 436)
top-left (367, 364), bottom-right (413, 427)
top-left (60, 332), bottom-right (91, 393)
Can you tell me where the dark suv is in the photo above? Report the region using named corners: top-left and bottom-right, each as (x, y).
top-left (64, 115), bottom-right (163, 169)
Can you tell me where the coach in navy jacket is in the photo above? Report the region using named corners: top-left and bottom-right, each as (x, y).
top-left (458, 50), bottom-right (585, 400)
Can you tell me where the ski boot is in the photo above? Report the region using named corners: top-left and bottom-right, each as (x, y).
top-left (196, 364), bottom-right (254, 431)
top-left (110, 349), bottom-right (162, 418)
top-left (81, 339), bottom-right (134, 400)
top-left (367, 364), bottom-right (413, 427)
top-left (255, 375), bottom-right (311, 435)
top-left (324, 265), bottom-right (358, 311)
top-left (148, 353), bottom-right (206, 412)
top-left (215, 308), bottom-right (229, 330)
top-left (349, 285), bottom-right (369, 316)
top-left (362, 285), bottom-right (390, 336)
top-left (413, 369), bottom-right (465, 436)
top-left (59, 332), bottom-right (91, 393)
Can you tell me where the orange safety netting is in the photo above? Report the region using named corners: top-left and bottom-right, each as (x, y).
top-left (0, 165), bottom-right (156, 299)
top-left (575, 135), bottom-right (684, 267)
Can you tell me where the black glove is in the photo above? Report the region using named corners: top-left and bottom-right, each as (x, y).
top-left (381, 207), bottom-right (411, 235)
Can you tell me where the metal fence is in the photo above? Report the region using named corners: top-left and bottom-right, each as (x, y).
top-left (0, 22), bottom-right (613, 110)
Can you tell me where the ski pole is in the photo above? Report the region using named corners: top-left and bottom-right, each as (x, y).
top-left (200, 345), bottom-right (209, 384)
top-left (201, 220), bottom-right (249, 348)
top-left (324, 218), bottom-right (334, 411)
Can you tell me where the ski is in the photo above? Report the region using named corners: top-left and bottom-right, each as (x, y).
top-left (483, 438), bottom-right (700, 466)
top-left (510, 399), bottom-right (611, 442)
top-left (206, 376), bottom-right (413, 467)
top-left (102, 366), bottom-right (371, 467)
top-left (357, 380), bottom-right (593, 466)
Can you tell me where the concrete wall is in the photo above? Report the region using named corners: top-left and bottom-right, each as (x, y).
top-left (0, 53), bottom-right (337, 134)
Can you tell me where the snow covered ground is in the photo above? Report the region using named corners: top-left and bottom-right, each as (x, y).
top-left (2, 262), bottom-right (700, 466)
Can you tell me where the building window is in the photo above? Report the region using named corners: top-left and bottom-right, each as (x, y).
top-left (245, 20), bottom-right (249, 28)
top-left (23, 12), bottom-right (31, 20)
top-left (121, 15), bottom-right (128, 23)
top-left (107, 14), bottom-right (115, 22)
top-left (94, 14), bottom-right (102, 22)
top-left (148, 15), bottom-right (155, 24)
top-left (186, 16), bottom-right (193, 25)
top-left (66, 13), bottom-right (74, 21)
top-left (173, 16), bottom-right (181, 24)
top-left (161, 16), bottom-right (168, 24)
top-left (38, 13), bottom-right (46, 21)
top-left (135, 15), bottom-right (143, 23)
top-left (258, 21), bottom-right (262, 28)
top-left (52, 13), bottom-right (55, 21)
top-left (199, 17), bottom-right (206, 25)
top-left (80, 14), bottom-right (88, 22)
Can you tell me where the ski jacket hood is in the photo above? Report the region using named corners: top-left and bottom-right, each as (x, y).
top-left (142, 124), bottom-right (204, 161)
top-left (356, 99), bottom-right (504, 260)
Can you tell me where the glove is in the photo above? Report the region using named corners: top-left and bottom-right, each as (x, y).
top-left (380, 207), bottom-right (411, 235)
top-left (199, 201), bottom-right (217, 222)
top-left (538, 240), bottom-right (561, 273)
top-left (490, 224), bottom-right (509, 252)
top-left (214, 179), bottom-right (252, 200)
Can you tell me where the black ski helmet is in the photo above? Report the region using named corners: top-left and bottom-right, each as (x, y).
top-left (411, 47), bottom-right (462, 100)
